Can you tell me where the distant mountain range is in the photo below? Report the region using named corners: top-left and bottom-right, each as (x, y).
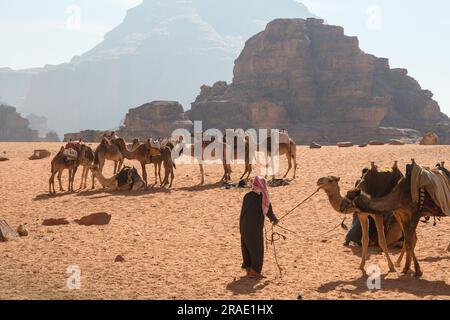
top-left (0, 0), bottom-right (315, 135)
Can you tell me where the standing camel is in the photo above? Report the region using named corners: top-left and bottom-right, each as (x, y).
top-left (317, 170), bottom-right (397, 273)
top-left (220, 135), bottom-right (254, 183)
top-left (259, 134), bottom-right (297, 180)
top-left (49, 145), bottom-right (84, 194)
top-left (113, 138), bottom-right (161, 188)
top-left (92, 137), bottom-right (124, 189)
top-left (78, 144), bottom-right (94, 189)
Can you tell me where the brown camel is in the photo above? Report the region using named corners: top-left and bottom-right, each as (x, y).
top-left (92, 137), bottom-right (124, 189)
top-left (259, 134), bottom-right (297, 180)
top-left (49, 146), bottom-right (84, 194)
top-left (341, 160), bottom-right (448, 277)
top-left (317, 165), bottom-right (400, 273)
top-left (220, 135), bottom-right (254, 183)
top-left (160, 141), bottom-right (176, 188)
top-left (78, 144), bottom-right (94, 189)
top-left (113, 138), bottom-right (161, 188)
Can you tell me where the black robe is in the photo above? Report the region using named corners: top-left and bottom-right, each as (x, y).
top-left (240, 191), bottom-right (278, 274)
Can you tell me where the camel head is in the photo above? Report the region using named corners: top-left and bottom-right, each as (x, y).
top-left (316, 176), bottom-right (341, 192)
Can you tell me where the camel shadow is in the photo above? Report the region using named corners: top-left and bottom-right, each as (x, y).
top-left (75, 187), bottom-right (171, 198)
top-left (317, 273), bottom-right (450, 297)
top-left (348, 244), bottom-right (402, 258)
top-left (34, 192), bottom-right (72, 201)
top-left (226, 277), bottom-right (270, 296)
top-left (420, 255), bottom-right (450, 263)
top-left (176, 182), bottom-right (225, 192)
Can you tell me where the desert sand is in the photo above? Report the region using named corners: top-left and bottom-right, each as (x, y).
top-left (0, 142), bottom-right (449, 300)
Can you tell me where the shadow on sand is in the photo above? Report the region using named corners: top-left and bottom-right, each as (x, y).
top-left (317, 273), bottom-right (450, 297)
top-left (34, 187), bottom-right (172, 201)
top-left (226, 277), bottom-right (270, 296)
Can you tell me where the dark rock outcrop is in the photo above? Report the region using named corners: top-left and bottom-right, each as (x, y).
top-left (190, 19), bottom-right (450, 144)
top-left (0, 104), bottom-right (39, 142)
top-left (118, 101), bottom-right (193, 139)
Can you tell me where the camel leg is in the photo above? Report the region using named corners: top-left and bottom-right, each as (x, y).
top-left (271, 155), bottom-right (276, 180)
top-left (79, 166), bottom-right (86, 190)
top-left (358, 214), bottom-right (370, 272)
top-left (153, 162), bottom-right (158, 185)
top-left (141, 162), bottom-right (148, 189)
top-left (49, 171), bottom-right (55, 194)
top-left (57, 170), bottom-right (64, 192)
top-left (199, 164), bottom-right (205, 185)
top-left (246, 163), bottom-right (252, 180)
top-left (373, 214), bottom-right (396, 273)
top-left (264, 154), bottom-right (270, 179)
top-left (393, 213), bottom-right (406, 267)
top-left (292, 152), bottom-right (297, 180)
top-left (283, 152), bottom-right (292, 179)
top-left (240, 164), bottom-right (248, 181)
top-left (117, 159), bottom-right (124, 173)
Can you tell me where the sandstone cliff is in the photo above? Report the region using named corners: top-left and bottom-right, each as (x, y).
top-left (118, 101), bottom-right (192, 140)
top-left (0, 104), bottom-right (39, 142)
top-left (190, 18), bottom-right (449, 144)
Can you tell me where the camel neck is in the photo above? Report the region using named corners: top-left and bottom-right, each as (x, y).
top-left (325, 187), bottom-right (344, 213)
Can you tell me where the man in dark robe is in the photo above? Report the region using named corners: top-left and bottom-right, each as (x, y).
top-left (240, 177), bottom-right (279, 279)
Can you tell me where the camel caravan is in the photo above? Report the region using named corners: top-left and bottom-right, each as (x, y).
top-left (318, 159), bottom-right (449, 277)
top-left (48, 129), bottom-right (297, 194)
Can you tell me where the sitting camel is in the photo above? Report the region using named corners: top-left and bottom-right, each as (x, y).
top-left (90, 165), bottom-right (145, 191)
top-left (341, 160), bottom-right (449, 277)
top-left (317, 163), bottom-right (404, 273)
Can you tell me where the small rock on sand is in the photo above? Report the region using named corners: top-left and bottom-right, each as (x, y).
top-left (337, 142), bottom-right (353, 148)
top-left (369, 140), bottom-right (385, 146)
top-left (17, 224), bottom-right (28, 237)
top-left (29, 149), bottom-right (51, 160)
top-left (310, 142), bottom-right (322, 149)
top-left (115, 255), bottom-right (125, 262)
top-left (0, 157), bottom-right (9, 162)
top-left (389, 139), bottom-right (406, 146)
top-left (75, 212), bottom-right (111, 226)
top-left (42, 218), bottom-right (70, 226)
top-left (358, 144), bottom-right (368, 148)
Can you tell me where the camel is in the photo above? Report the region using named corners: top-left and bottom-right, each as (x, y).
top-left (317, 164), bottom-right (403, 273)
top-left (92, 137), bottom-right (124, 189)
top-left (341, 160), bottom-right (448, 277)
top-left (78, 144), bottom-right (94, 189)
top-left (160, 142), bottom-right (176, 188)
top-left (113, 138), bottom-right (161, 188)
top-left (220, 135), bottom-right (254, 183)
top-left (259, 134), bottom-right (297, 180)
top-left (90, 165), bottom-right (145, 191)
top-left (49, 146), bottom-right (83, 194)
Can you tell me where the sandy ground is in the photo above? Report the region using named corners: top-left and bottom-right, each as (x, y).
top-left (0, 142), bottom-right (449, 300)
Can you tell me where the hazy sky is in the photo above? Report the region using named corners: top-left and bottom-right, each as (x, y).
top-left (0, 0), bottom-right (449, 114)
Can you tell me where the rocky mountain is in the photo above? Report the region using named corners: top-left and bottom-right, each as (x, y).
top-left (190, 18), bottom-right (450, 144)
top-left (0, 0), bottom-right (314, 135)
top-left (0, 104), bottom-right (39, 142)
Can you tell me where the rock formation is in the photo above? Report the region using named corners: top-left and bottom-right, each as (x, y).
top-left (118, 101), bottom-right (193, 139)
top-left (420, 132), bottom-right (439, 145)
top-left (190, 19), bottom-right (450, 144)
top-left (0, 104), bottom-right (39, 142)
top-left (64, 130), bottom-right (106, 143)
top-left (0, 0), bottom-right (314, 135)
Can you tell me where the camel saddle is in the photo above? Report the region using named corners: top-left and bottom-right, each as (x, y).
top-left (63, 148), bottom-right (78, 160)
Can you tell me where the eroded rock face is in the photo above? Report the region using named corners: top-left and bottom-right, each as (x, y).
top-left (0, 104), bottom-right (38, 142)
top-left (190, 18), bottom-right (449, 144)
top-left (118, 101), bottom-right (193, 139)
top-left (64, 130), bottom-right (105, 143)
top-left (420, 132), bottom-right (439, 145)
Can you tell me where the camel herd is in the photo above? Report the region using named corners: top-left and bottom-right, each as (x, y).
top-left (48, 132), bottom-right (298, 194)
top-left (318, 160), bottom-right (449, 277)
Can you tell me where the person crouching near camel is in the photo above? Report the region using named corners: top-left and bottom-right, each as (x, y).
top-left (240, 176), bottom-right (279, 279)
